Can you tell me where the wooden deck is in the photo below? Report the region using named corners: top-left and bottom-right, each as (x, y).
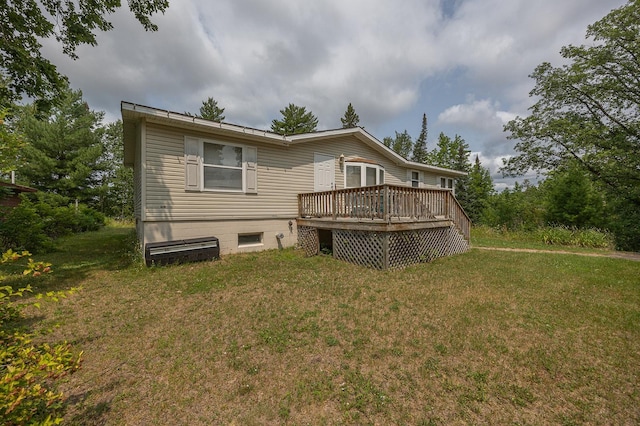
top-left (296, 185), bottom-right (471, 269)
top-left (297, 184), bottom-right (470, 239)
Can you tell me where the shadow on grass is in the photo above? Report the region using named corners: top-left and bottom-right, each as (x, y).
top-left (66, 388), bottom-right (114, 426)
top-left (11, 224), bottom-right (140, 294)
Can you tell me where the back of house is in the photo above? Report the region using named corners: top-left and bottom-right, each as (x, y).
top-left (122, 102), bottom-right (466, 265)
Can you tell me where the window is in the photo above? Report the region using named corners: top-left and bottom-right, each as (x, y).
top-left (346, 165), bottom-right (361, 188)
top-left (184, 137), bottom-right (257, 193)
top-left (344, 162), bottom-right (385, 188)
top-left (440, 177), bottom-right (455, 192)
top-left (204, 143), bottom-right (243, 191)
top-left (410, 171), bottom-right (420, 188)
top-left (238, 233), bottom-right (263, 247)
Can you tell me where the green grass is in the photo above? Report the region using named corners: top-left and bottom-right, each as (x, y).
top-left (5, 224), bottom-right (639, 425)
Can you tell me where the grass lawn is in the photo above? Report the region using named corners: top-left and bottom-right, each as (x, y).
top-left (9, 224), bottom-right (640, 425)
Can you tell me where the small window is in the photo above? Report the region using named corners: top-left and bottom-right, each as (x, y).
top-left (411, 171), bottom-right (420, 188)
top-left (440, 177), bottom-right (455, 191)
top-left (238, 233), bottom-right (263, 247)
top-left (379, 169), bottom-right (385, 184)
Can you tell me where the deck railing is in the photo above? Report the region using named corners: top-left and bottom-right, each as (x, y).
top-left (298, 184), bottom-right (470, 240)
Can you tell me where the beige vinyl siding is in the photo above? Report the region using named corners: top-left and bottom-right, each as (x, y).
top-left (143, 123), bottom-right (442, 221)
top-left (133, 122), bottom-right (143, 219)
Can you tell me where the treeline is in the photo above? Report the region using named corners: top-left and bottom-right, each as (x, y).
top-left (1, 84), bottom-right (132, 252)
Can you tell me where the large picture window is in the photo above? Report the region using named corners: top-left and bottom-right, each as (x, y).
top-left (345, 162), bottom-right (385, 188)
top-left (184, 136), bottom-right (257, 193)
top-left (203, 143), bottom-right (243, 191)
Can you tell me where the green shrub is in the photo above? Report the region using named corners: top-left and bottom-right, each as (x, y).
top-left (0, 194), bottom-right (107, 252)
top-left (0, 250), bottom-right (82, 425)
top-left (537, 226), bottom-right (614, 249)
top-left (0, 202), bottom-right (53, 253)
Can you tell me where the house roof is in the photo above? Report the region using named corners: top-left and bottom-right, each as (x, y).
top-left (0, 181), bottom-right (37, 193)
top-left (121, 101), bottom-right (466, 177)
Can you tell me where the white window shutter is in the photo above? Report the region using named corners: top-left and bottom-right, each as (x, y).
top-left (244, 146), bottom-right (258, 194)
top-left (184, 137), bottom-right (201, 191)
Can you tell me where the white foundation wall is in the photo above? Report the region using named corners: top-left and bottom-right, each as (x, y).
top-left (142, 218), bottom-right (298, 256)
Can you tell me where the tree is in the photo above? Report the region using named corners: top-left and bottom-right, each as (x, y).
top-left (542, 162), bottom-right (605, 229)
top-left (503, 1), bottom-right (640, 209)
top-left (271, 103), bottom-right (318, 135)
top-left (198, 97), bottom-right (225, 122)
top-left (0, 0), bottom-right (169, 110)
top-left (429, 133), bottom-right (470, 171)
top-left (464, 156), bottom-right (494, 223)
top-left (0, 108), bottom-right (24, 174)
top-left (13, 86), bottom-right (104, 204)
top-left (383, 130), bottom-right (413, 159)
top-left (411, 113), bottom-right (429, 163)
top-left (95, 120), bottom-right (134, 218)
top-left (340, 103), bottom-right (360, 128)
top-left (481, 181), bottom-right (545, 230)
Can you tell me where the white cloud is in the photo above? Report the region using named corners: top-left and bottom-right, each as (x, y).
top-left (35, 0), bottom-right (626, 157)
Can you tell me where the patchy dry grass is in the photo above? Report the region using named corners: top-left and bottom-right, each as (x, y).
top-left (10, 224), bottom-right (640, 425)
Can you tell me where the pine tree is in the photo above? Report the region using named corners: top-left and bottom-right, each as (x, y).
top-left (340, 103), bottom-right (360, 128)
top-left (14, 86), bottom-right (104, 204)
top-left (270, 104), bottom-right (318, 135)
top-left (198, 97), bottom-right (225, 122)
top-left (411, 113), bottom-right (429, 163)
top-left (464, 155), bottom-right (494, 223)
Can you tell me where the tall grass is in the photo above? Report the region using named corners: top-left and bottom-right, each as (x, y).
top-left (473, 225), bottom-right (615, 250)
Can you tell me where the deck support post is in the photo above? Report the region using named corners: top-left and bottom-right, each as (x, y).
top-left (332, 191), bottom-right (337, 220)
top-left (382, 232), bottom-right (390, 269)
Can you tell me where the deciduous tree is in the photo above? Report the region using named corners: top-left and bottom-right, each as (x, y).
top-left (271, 103), bottom-right (318, 135)
top-left (0, 0), bottom-right (169, 110)
top-left (429, 133), bottom-right (470, 172)
top-left (95, 120), bottom-right (134, 218)
top-left (503, 1), bottom-right (640, 208)
top-left (383, 130), bottom-right (413, 159)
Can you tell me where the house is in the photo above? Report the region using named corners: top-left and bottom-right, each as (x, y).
top-left (0, 181), bottom-right (37, 210)
top-left (122, 102), bottom-right (470, 268)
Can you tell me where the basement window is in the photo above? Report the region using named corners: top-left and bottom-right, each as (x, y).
top-left (238, 233), bottom-right (263, 247)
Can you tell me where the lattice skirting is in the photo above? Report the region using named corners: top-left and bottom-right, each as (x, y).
top-left (332, 225), bottom-right (469, 269)
top-left (297, 226), bottom-right (319, 256)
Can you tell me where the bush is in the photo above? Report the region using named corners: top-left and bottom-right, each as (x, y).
top-left (537, 226), bottom-right (614, 249)
top-left (0, 250), bottom-right (82, 425)
top-left (0, 194), bottom-right (107, 253)
top-left (0, 202), bottom-right (53, 253)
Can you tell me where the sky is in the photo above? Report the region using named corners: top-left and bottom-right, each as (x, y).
top-left (41, 0), bottom-right (627, 189)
